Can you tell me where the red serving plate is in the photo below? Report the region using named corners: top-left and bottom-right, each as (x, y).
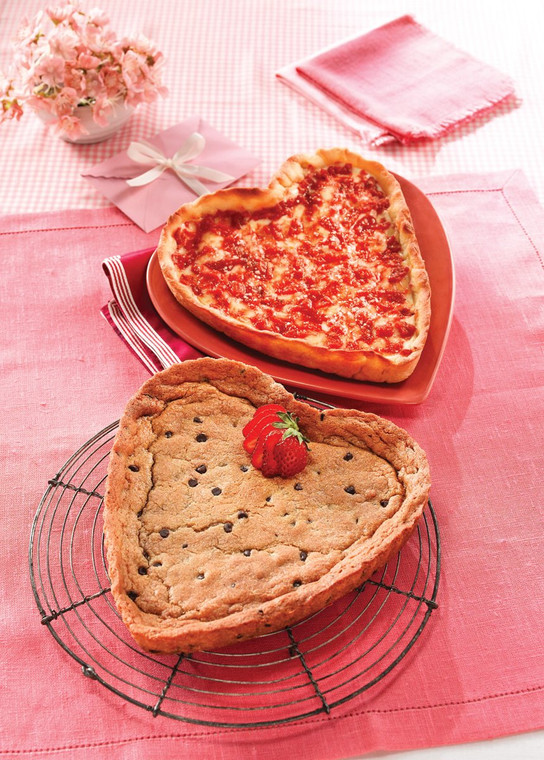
top-left (147, 174), bottom-right (454, 404)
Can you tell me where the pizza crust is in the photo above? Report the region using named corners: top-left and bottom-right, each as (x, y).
top-left (156, 149), bottom-right (431, 384)
top-left (103, 358), bottom-right (431, 654)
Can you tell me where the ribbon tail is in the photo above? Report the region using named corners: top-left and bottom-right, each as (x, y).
top-left (126, 165), bottom-right (166, 187)
top-left (174, 170), bottom-right (211, 196)
top-left (182, 164), bottom-right (235, 183)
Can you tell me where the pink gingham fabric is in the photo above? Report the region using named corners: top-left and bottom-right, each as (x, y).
top-left (0, 0), bottom-right (541, 213)
top-left (2, 170), bottom-right (543, 758)
top-left (280, 15), bottom-right (516, 146)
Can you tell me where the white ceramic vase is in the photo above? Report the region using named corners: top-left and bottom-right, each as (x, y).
top-left (35, 100), bottom-right (134, 144)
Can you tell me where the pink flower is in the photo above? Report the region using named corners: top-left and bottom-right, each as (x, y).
top-left (46, 4), bottom-right (79, 25)
top-left (31, 56), bottom-right (65, 90)
top-left (0, 78), bottom-right (24, 124)
top-left (56, 111), bottom-right (85, 139)
top-left (1, 99), bottom-right (24, 122)
top-left (91, 93), bottom-right (113, 126)
top-left (63, 64), bottom-right (87, 97)
top-left (0, 2), bottom-right (167, 136)
top-left (76, 52), bottom-right (101, 69)
top-left (14, 11), bottom-right (46, 50)
top-left (47, 27), bottom-right (81, 63)
top-left (85, 7), bottom-right (109, 27)
top-left (98, 64), bottom-right (125, 99)
top-left (50, 86), bottom-right (79, 116)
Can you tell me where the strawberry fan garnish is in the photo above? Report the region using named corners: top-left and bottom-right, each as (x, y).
top-left (242, 404), bottom-right (310, 478)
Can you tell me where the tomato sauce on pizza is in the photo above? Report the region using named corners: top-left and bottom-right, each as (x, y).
top-left (170, 163), bottom-right (416, 355)
top-left (157, 150), bottom-right (431, 383)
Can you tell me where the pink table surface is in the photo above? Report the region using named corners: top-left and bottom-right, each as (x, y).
top-left (1, 0), bottom-right (544, 212)
top-left (1, 1), bottom-right (544, 759)
top-left (1, 169), bottom-right (543, 759)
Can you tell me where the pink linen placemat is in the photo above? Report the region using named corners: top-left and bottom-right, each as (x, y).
top-left (1, 169), bottom-right (543, 757)
top-left (278, 15), bottom-right (516, 146)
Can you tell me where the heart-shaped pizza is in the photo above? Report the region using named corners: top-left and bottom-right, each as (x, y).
top-left (156, 149), bottom-right (431, 384)
top-left (103, 358), bottom-right (430, 654)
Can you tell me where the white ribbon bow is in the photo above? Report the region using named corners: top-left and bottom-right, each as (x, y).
top-left (125, 132), bottom-right (234, 196)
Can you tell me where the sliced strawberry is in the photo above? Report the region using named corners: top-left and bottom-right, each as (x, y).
top-left (275, 434), bottom-right (309, 478)
top-left (243, 412), bottom-right (280, 454)
top-left (243, 411), bottom-right (280, 442)
top-left (242, 404), bottom-right (310, 478)
top-left (242, 404), bottom-right (286, 437)
top-left (260, 429), bottom-right (283, 477)
top-left (250, 427), bottom-right (274, 469)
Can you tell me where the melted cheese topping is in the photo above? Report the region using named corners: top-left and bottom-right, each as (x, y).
top-left (171, 163), bottom-right (417, 356)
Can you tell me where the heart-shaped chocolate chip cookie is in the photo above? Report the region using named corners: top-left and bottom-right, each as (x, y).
top-left (156, 149), bottom-right (431, 384)
top-left (103, 358), bottom-right (430, 653)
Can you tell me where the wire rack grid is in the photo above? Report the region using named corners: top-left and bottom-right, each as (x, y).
top-left (29, 398), bottom-right (440, 728)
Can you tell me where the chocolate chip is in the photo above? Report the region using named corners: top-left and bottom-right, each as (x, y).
top-left (344, 485), bottom-right (356, 494)
top-left (344, 452), bottom-right (353, 461)
top-left (128, 464), bottom-right (139, 472)
top-left (195, 464), bottom-right (207, 474)
top-left (193, 417), bottom-right (203, 424)
top-left (212, 487), bottom-right (222, 496)
top-left (238, 511), bottom-right (248, 519)
top-left (127, 591), bottom-right (138, 601)
top-left (196, 433), bottom-right (207, 442)
top-left (240, 465), bottom-right (249, 472)
top-left (294, 483), bottom-right (303, 491)
top-left (137, 509), bottom-right (143, 518)
top-left (152, 561), bottom-right (162, 567)
top-left (188, 478), bottom-right (198, 487)
top-left (300, 551), bottom-right (308, 561)
top-left (159, 528), bottom-right (170, 538)
top-left (293, 579), bottom-right (302, 587)
top-left (380, 499), bottom-right (389, 507)
top-left (243, 549), bottom-right (251, 556)
top-left (197, 572), bottom-right (204, 579)
top-left (223, 522), bottom-right (233, 533)
top-left (320, 412), bottom-right (325, 421)
top-left (138, 566), bottom-right (147, 575)
top-left (182, 543), bottom-right (188, 548)
top-left (265, 496), bottom-right (272, 502)
top-left (165, 431), bottom-right (173, 438)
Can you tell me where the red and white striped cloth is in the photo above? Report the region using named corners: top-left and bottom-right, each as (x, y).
top-left (101, 249), bottom-right (201, 372)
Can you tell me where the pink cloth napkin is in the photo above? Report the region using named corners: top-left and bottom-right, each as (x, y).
top-left (82, 116), bottom-right (261, 231)
top-left (2, 170), bottom-right (544, 757)
top-left (278, 15), bottom-right (516, 145)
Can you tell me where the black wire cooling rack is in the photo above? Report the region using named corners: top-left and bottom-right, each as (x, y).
top-left (29, 398), bottom-right (440, 728)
